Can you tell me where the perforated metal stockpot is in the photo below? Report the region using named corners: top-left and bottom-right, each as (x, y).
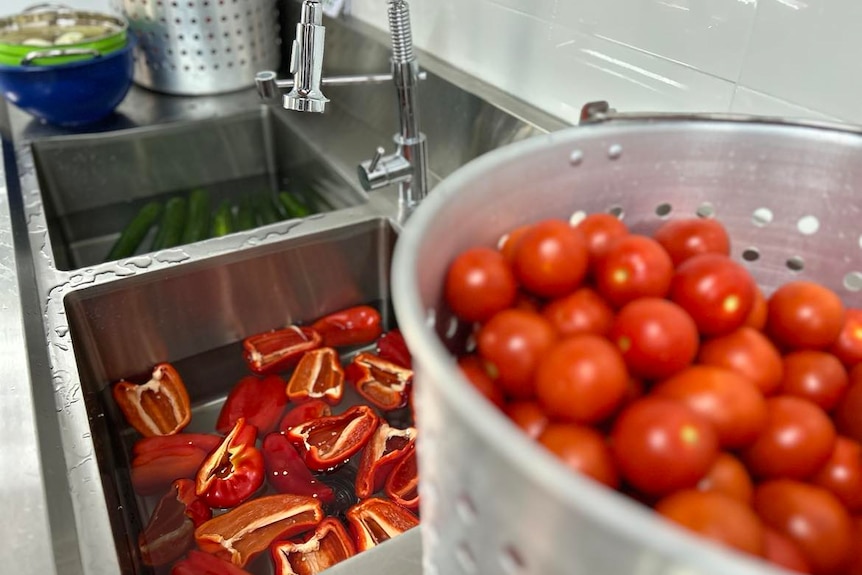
top-left (115, 0), bottom-right (279, 95)
top-left (391, 110), bottom-right (862, 575)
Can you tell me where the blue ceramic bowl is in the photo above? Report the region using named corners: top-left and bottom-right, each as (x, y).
top-left (0, 36), bottom-right (135, 127)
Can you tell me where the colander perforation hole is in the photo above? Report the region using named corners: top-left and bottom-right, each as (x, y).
top-left (695, 202), bottom-right (715, 218)
top-left (499, 545), bottom-right (527, 574)
top-left (569, 210), bottom-right (586, 226)
top-left (655, 203), bottom-right (672, 218)
top-left (844, 272), bottom-right (862, 292)
top-left (455, 493), bottom-right (477, 524)
top-left (786, 256), bottom-right (805, 272)
top-left (742, 248), bottom-right (760, 262)
top-left (752, 207), bottom-right (773, 227)
top-left (607, 144), bottom-right (622, 160)
top-left (797, 215), bottom-right (820, 235)
top-left (455, 542), bottom-right (477, 573)
top-left (607, 205), bottom-right (624, 219)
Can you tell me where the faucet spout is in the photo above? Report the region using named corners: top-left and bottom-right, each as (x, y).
top-left (285, 0), bottom-right (329, 113)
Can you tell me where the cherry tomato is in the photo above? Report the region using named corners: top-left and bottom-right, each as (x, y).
top-left (477, 309), bottom-right (557, 400)
top-left (652, 217), bottom-right (731, 267)
top-left (780, 350), bottom-right (848, 411)
top-left (655, 490), bottom-right (765, 556)
top-left (834, 364), bottom-right (862, 444)
top-left (444, 247), bottom-right (517, 323)
top-left (767, 281), bottom-right (845, 351)
top-left (611, 397), bottom-right (719, 496)
top-left (542, 287), bottom-right (614, 338)
top-left (697, 326), bottom-right (783, 395)
top-left (697, 452), bottom-right (754, 504)
top-left (653, 365), bottom-right (766, 449)
top-left (458, 355), bottom-right (505, 408)
top-left (754, 480), bottom-right (853, 575)
top-left (504, 400), bottom-right (548, 440)
top-left (741, 396), bottom-right (836, 480)
top-left (572, 212), bottom-right (628, 265)
top-left (609, 298), bottom-right (699, 381)
top-left (538, 423), bottom-right (619, 489)
top-left (513, 219), bottom-right (589, 298)
top-left (744, 286), bottom-right (768, 331)
top-left (669, 254), bottom-right (756, 336)
top-left (810, 436), bottom-right (862, 513)
top-left (535, 335), bottom-right (628, 424)
top-left (829, 308), bottom-right (862, 368)
top-left (594, 234), bottom-right (674, 307)
top-left (498, 224), bottom-right (531, 265)
top-left (763, 528), bottom-right (813, 574)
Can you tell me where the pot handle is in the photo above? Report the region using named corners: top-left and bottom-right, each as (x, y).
top-left (21, 47), bottom-right (101, 66)
top-left (21, 4), bottom-right (75, 13)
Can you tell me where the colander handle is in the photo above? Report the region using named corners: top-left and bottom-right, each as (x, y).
top-left (579, 100), bottom-right (862, 136)
top-left (21, 3), bottom-right (76, 13)
top-left (20, 47), bottom-right (101, 66)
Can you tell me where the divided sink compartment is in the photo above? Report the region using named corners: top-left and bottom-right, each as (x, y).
top-left (64, 217), bottom-right (407, 574)
top-left (33, 106), bottom-right (366, 271)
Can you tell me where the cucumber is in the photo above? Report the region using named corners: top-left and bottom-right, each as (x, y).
top-left (254, 193), bottom-right (280, 225)
top-left (210, 200), bottom-right (234, 237)
top-left (181, 188), bottom-right (211, 244)
top-left (279, 191), bottom-right (312, 218)
top-left (151, 197), bottom-right (188, 251)
top-left (235, 196), bottom-right (256, 231)
top-left (105, 201), bottom-right (163, 261)
top-left (272, 193), bottom-right (289, 220)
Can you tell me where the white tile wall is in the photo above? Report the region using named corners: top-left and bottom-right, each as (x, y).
top-left (348, 0), bottom-right (862, 126)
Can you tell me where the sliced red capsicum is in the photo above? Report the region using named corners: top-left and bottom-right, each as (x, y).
top-left (286, 347), bottom-right (344, 405)
top-left (355, 423), bottom-right (417, 499)
top-left (171, 549), bottom-right (253, 575)
top-left (195, 418), bottom-right (264, 509)
top-left (195, 494), bottom-right (323, 567)
top-left (310, 305), bottom-right (383, 348)
top-left (271, 517), bottom-right (356, 575)
top-left (278, 399), bottom-right (332, 432)
top-left (384, 442), bottom-right (419, 511)
top-left (287, 405), bottom-right (379, 472)
top-left (346, 352), bottom-right (413, 411)
top-left (216, 374), bottom-right (288, 435)
top-left (345, 497), bottom-right (419, 552)
top-left (131, 434), bottom-right (223, 496)
top-left (243, 326), bottom-right (322, 375)
top-left (139, 478), bottom-right (211, 567)
top-left (376, 329), bottom-right (412, 369)
top-left (262, 432), bottom-right (334, 502)
top-left (113, 363), bottom-right (192, 437)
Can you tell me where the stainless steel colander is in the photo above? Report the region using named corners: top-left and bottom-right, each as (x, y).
top-left (391, 111), bottom-right (862, 575)
top-left (115, 0), bottom-right (280, 95)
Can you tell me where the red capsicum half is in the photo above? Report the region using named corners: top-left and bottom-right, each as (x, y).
top-left (287, 405), bottom-right (379, 472)
top-left (216, 374), bottom-right (288, 435)
top-left (376, 329), bottom-right (412, 369)
top-left (271, 517), bottom-right (356, 575)
top-left (346, 352), bottom-right (413, 411)
top-left (286, 347), bottom-right (344, 405)
top-left (243, 326), bottom-right (322, 375)
top-left (345, 497), bottom-right (419, 552)
top-left (278, 399), bottom-right (332, 432)
top-left (355, 422), bottom-right (417, 499)
top-left (310, 305), bottom-right (383, 348)
top-left (195, 418), bottom-right (264, 509)
top-left (139, 478), bottom-right (211, 567)
top-left (113, 362), bottom-right (192, 437)
top-left (262, 432), bottom-right (334, 502)
top-left (131, 433), bottom-right (223, 496)
top-left (171, 549), bottom-right (253, 575)
top-left (385, 442), bottom-right (420, 511)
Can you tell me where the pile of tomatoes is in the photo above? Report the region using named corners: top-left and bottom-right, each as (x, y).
top-left (444, 213), bottom-right (862, 575)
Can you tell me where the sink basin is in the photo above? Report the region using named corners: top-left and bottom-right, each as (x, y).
top-left (65, 216), bottom-right (402, 574)
top-left (32, 107), bottom-right (366, 270)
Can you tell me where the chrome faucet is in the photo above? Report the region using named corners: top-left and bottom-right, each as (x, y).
top-left (256, 0), bottom-right (429, 214)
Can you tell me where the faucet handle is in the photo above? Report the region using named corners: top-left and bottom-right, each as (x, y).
top-left (368, 147), bottom-right (386, 173)
top-left (358, 146), bottom-right (413, 192)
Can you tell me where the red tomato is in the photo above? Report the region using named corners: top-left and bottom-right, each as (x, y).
top-left (697, 452), bottom-right (754, 504)
top-left (652, 217), bottom-right (731, 267)
top-left (741, 396), bottom-right (836, 480)
top-left (572, 212), bottom-right (628, 265)
top-left (767, 281), bottom-right (845, 351)
top-left (846, 517), bottom-right (862, 575)
top-left (655, 490), bottom-right (765, 556)
top-left (754, 480), bottom-right (853, 575)
top-left (763, 528), bottom-right (813, 574)
top-left (669, 254), bottom-right (756, 336)
top-left (780, 351), bottom-right (848, 411)
top-left (444, 247), bottom-right (517, 323)
top-left (498, 224), bottom-right (531, 265)
top-left (538, 423), bottom-right (619, 489)
top-left (504, 400), bottom-right (548, 440)
top-left (535, 335), bottom-right (628, 424)
top-left (458, 355), bottom-right (505, 408)
top-left (513, 219), bottom-right (589, 298)
top-left (611, 397), bottom-right (719, 496)
top-left (609, 298), bottom-right (699, 381)
top-left (653, 365), bottom-right (766, 449)
top-left (594, 234), bottom-right (674, 307)
top-left (829, 308), bottom-right (862, 368)
top-left (744, 286), bottom-right (769, 331)
top-left (697, 326), bottom-right (784, 395)
top-left (477, 309), bottom-right (557, 400)
top-left (810, 436), bottom-right (862, 513)
top-left (834, 364), bottom-right (862, 444)
top-left (542, 287), bottom-right (614, 338)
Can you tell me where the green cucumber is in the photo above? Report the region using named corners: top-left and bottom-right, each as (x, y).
top-left (105, 201), bottom-right (163, 261)
top-left (211, 200), bottom-right (234, 237)
top-left (181, 188), bottom-right (211, 244)
top-left (235, 196), bottom-right (256, 231)
top-left (254, 193), bottom-right (280, 226)
top-left (278, 191), bottom-right (312, 218)
top-left (151, 197), bottom-right (188, 251)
